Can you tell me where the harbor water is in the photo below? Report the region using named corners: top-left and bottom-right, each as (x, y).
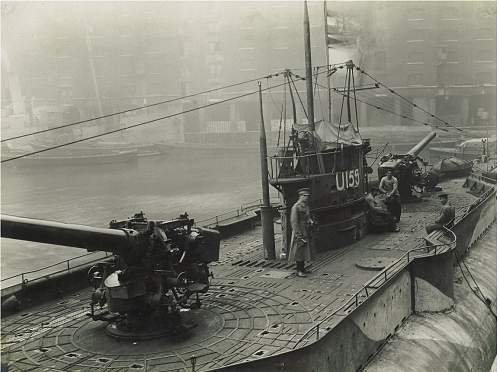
top-left (1, 152), bottom-right (273, 280)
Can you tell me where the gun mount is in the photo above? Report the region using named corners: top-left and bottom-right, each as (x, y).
top-left (378, 132), bottom-right (437, 200)
top-left (1, 212), bottom-right (220, 339)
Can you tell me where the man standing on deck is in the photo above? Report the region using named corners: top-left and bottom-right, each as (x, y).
top-left (289, 188), bottom-right (314, 277)
top-left (379, 170), bottom-right (401, 232)
top-left (425, 193), bottom-right (455, 233)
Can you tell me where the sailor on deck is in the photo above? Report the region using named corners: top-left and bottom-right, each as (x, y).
top-left (379, 170), bottom-right (401, 232)
top-left (425, 193), bottom-right (455, 233)
top-left (289, 188), bottom-right (314, 277)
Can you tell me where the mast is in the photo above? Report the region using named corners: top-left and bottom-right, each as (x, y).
top-left (323, 0), bottom-right (332, 122)
top-left (346, 61), bottom-right (352, 123)
top-left (258, 82), bottom-right (276, 260)
top-left (303, 1), bottom-right (315, 132)
top-left (83, 15), bottom-right (104, 118)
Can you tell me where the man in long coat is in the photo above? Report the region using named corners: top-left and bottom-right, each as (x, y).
top-left (289, 188), bottom-right (314, 277)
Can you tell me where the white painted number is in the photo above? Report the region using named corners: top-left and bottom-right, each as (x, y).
top-left (335, 168), bottom-right (360, 191)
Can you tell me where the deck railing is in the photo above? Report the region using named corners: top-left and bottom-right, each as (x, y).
top-left (294, 226), bottom-right (458, 347)
top-left (1, 197), bottom-right (281, 290)
top-left (295, 180), bottom-right (497, 347)
top-left (267, 150), bottom-right (333, 181)
top-left (1, 251), bottom-right (111, 290)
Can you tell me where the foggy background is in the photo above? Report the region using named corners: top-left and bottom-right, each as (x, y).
top-left (1, 1), bottom-right (496, 278)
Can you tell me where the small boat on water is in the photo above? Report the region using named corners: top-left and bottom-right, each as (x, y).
top-left (155, 141), bottom-right (272, 157)
top-left (29, 140), bottom-right (162, 158)
top-left (2, 148), bottom-right (138, 167)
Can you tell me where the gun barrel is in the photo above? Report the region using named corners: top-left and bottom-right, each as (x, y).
top-left (406, 131), bottom-right (436, 156)
top-left (1, 214), bottom-right (131, 253)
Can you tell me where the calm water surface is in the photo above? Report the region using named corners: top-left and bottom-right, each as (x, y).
top-left (1, 153), bottom-right (275, 279)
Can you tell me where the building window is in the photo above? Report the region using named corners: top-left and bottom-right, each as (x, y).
top-left (144, 37), bottom-right (163, 55)
top-left (476, 49), bottom-right (495, 63)
top-left (437, 69), bottom-right (460, 85)
top-left (438, 47), bottom-right (459, 63)
top-left (240, 31), bottom-right (254, 48)
top-left (271, 28), bottom-right (290, 49)
top-left (146, 78), bottom-right (163, 96)
top-left (476, 28), bottom-right (494, 40)
top-left (54, 56), bottom-right (72, 75)
top-left (118, 56), bottom-right (135, 76)
top-left (374, 51), bottom-right (386, 70)
top-left (240, 9), bottom-right (261, 30)
top-left (440, 6), bottom-right (460, 20)
top-left (408, 8), bottom-right (425, 21)
top-left (408, 51), bottom-right (424, 64)
top-left (208, 41), bottom-right (222, 54)
top-left (119, 36), bottom-right (133, 56)
top-left (208, 22), bottom-right (220, 34)
top-left (239, 49), bottom-right (256, 72)
top-left (407, 29), bottom-right (425, 42)
top-left (92, 57), bottom-right (106, 77)
top-left (147, 56), bottom-right (164, 74)
top-left (439, 29), bottom-right (459, 42)
top-left (407, 73), bottom-right (423, 86)
top-left (475, 72), bottom-right (493, 84)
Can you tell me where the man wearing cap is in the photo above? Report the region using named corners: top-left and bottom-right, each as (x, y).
top-left (425, 193), bottom-right (455, 233)
top-left (379, 170), bottom-right (401, 232)
top-left (289, 188), bottom-right (314, 277)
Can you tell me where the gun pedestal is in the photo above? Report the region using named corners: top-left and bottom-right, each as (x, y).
top-left (1, 212), bottom-right (220, 340)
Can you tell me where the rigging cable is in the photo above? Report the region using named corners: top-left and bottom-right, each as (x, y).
top-left (315, 81), bottom-right (450, 132)
top-left (336, 71), bottom-right (349, 148)
top-left (282, 73), bottom-right (287, 148)
top-left (452, 248), bottom-right (497, 319)
top-left (351, 65), bottom-right (360, 131)
top-left (355, 65), bottom-right (463, 132)
top-left (275, 74), bottom-right (286, 148)
top-left (2, 76), bottom-right (309, 164)
top-left (2, 72), bottom-right (285, 143)
top-left (289, 77), bottom-right (309, 120)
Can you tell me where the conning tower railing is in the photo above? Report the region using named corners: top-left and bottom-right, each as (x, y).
top-left (268, 145), bottom-right (364, 183)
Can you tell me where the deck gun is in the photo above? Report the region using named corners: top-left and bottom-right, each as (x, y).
top-left (378, 132), bottom-right (437, 200)
top-left (1, 212), bottom-right (220, 338)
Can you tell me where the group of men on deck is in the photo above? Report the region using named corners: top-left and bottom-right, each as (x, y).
top-left (289, 170), bottom-right (455, 277)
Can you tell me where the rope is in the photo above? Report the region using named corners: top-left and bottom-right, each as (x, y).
top-left (318, 81), bottom-right (451, 132)
top-left (1, 77), bottom-right (304, 164)
top-left (290, 78), bottom-right (308, 120)
top-left (355, 65), bottom-right (463, 133)
top-left (351, 66), bottom-right (360, 131)
top-left (2, 72), bottom-right (284, 143)
top-left (276, 75), bottom-right (286, 148)
top-left (453, 249), bottom-right (497, 319)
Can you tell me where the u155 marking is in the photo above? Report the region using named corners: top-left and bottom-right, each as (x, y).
top-left (335, 168), bottom-right (360, 191)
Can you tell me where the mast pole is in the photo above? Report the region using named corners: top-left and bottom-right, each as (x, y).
top-left (323, 0), bottom-right (332, 122)
top-left (83, 15), bottom-right (104, 118)
top-left (346, 61), bottom-right (352, 123)
top-left (258, 82), bottom-right (276, 260)
top-left (304, 1), bottom-right (315, 132)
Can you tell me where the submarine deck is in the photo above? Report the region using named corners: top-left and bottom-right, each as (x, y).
top-left (1, 179), bottom-right (480, 371)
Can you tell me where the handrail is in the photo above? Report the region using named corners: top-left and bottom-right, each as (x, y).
top-left (268, 149), bottom-right (343, 160)
top-left (294, 225), bottom-right (458, 347)
top-left (1, 197), bottom-right (281, 289)
top-left (295, 185), bottom-right (497, 347)
top-left (194, 196), bottom-right (280, 227)
top-left (1, 251), bottom-right (109, 284)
